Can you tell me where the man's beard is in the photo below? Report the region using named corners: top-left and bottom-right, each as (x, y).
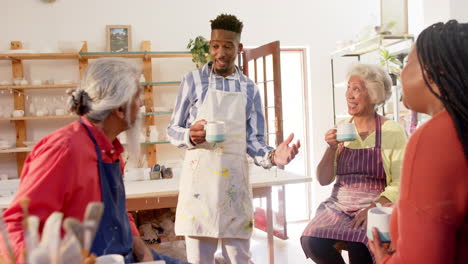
top-left (125, 114), bottom-right (142, 167)
top-left (215, 67), bottom-right (229, 76)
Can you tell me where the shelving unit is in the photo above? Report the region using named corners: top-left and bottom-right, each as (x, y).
top-left (140, 81), bottom-right (180, 86)
top-left (0, 84), bottom-right (77, 90)
top-left (0, 115), bottom-right (77, 121)
top-left (0, 53), bottom-right (78, 60)
top-left (143, 112), bottom-right (173, 116)
top-left (331, 34), bottom-right (413, 58)
top-left (0, 147), bottom-right (32, 154)
top-left (1, 40), bottom-right (190, 176)
top-left (330, 34), bottom-right (414, 124)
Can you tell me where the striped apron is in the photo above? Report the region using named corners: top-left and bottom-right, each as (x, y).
top-left (302, 113), bottom-right (386, 246)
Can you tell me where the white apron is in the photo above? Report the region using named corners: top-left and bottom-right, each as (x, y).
top-left (175, 69), bottom-right (253, 239)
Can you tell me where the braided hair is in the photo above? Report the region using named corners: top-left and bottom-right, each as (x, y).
top-left (416, 20), bottom-right (468, 160)
top-left (210, 14), bottom-right (243, 34)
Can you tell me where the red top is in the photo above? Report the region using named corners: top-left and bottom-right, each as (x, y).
top-left (382, 110), bottom-right (468, 263)
top-left (1, 117), bottom-right (139, 261)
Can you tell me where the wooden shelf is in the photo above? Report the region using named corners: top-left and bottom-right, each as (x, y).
top-left (141, 141), bottom-right (170, 145)
top-left (0, 53), bottom-right (78, 60)
top-left (79, 51), bottom-right (191, 59)
top-left (0, 84), bottom-right (77, 90)
top-left (143, 112), bottom-right (173, 116)
top-left (0, 115), bottom-right (77, 121)
top-left (0, 147), bottom-right (32, 154)
top-left (331, 34), bottom-right (414, 58)
top-left (140, 81), bottom-right (180, 86)
top-left (334, 81), bottom-right (346, 88)
top-left (0, 51), bottom-right (191, 61)
top-left (122, 141), bottom-right (170, 146)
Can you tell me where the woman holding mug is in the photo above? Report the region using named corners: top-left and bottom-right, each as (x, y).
top-left (301, 64), bottom-right (407, 263)
top-left (369, 20), bottom-right (468, 264)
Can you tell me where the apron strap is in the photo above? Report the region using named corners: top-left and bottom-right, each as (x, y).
top-left (208, 64), bottom-right (246, 93)
top-left (79, 118), bottom-right (104, 163)
top-left (374, 112), bottom-right (382, 149)
top-left (348, 113), bottom-right (383, 149)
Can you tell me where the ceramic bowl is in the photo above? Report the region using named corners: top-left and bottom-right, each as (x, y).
top-left (22, 141), bottom-right (36, 147)
top-left (0, 140), bottom-right (13, 150)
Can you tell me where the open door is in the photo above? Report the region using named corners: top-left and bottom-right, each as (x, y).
top-left (240, 41), bottom-right (288, 240)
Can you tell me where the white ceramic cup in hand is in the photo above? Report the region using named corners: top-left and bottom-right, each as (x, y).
top-left (95, 254), bottom-right (125, 264)
top-left (336, 122), bottom-right (357, 142)
top-left (204, 121), bottom-right (225, 143)
top-left (367, 206), bottom-right (393, 242)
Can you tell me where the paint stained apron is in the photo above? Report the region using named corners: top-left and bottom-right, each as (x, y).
top-left (175, 69), bottom-right (254, 239)
top-left (302, 114), bottom-right (386, 245)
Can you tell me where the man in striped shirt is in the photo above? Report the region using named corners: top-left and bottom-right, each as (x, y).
top-left (167, 14), bottom-right (300, 264)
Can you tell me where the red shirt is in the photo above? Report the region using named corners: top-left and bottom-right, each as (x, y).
top-left (1, 117), bottom-right (139, 261)
top-left (382, 110), bottom-right (468, 263)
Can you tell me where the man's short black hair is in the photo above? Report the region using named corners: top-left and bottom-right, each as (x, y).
top-left (210, 14), bottom-right (243, 34)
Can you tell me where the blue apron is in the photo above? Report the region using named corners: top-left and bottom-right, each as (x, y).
top-left (79, 119), bottom-right (135, 263)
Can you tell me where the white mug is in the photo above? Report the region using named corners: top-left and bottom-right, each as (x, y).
top-left (336, 122), bottom-right (357, 142)
top-left (0, 140), bottom-right (11, 149)
top-left (367, 206), bottom-right (393, 242)
top-left (95, 254), bottom-right (124, 264)
top-left (12, 110), bottom-right (25, 117)
top-left (0, 174), bottom-right (8, 181)
top-left (55, 109), bottom-right (66, 116)
top-left (32, 80), bottom-right (42, 85)
top-left (205, 121), bottom-right (225, 143)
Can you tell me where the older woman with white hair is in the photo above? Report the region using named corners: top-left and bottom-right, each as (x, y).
top-left (3, 58), bottom-right (187, 264)
top-left (301, 64), bottom-right (407, 264)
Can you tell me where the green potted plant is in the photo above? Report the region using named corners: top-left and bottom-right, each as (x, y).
top-left (379, 48), bottom-right (403, 85)
top-left (187, 36), bottom-right (211, 68)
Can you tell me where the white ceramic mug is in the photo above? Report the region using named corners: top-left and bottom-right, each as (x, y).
top-left (95, 254), bottom-right (124, 264)
top-left (367, 206), bottom-right (393, 242)
top-left (0, 140), bottom-right (11, 149)
top-left (55, 109), bottom-right (66, 116)
top-left (0, 174), bottom-right (8, 181)
top-left (32, 80), bottom-right (42, 85)
top-left (336, 122), bottom-right (357, 142)
top-left (205, 121), bottom-right (225, 143)
top-left (12, 110), bottom-right (25, 117)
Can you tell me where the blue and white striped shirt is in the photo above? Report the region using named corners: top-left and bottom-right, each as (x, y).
top-left (167, 62), bottom-right (274, 168)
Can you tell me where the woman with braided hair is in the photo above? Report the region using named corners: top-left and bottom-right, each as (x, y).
top-left (369, 20), bottom-right (468, 263)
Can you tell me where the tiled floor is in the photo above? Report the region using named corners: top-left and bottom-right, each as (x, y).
top-left (151, 221), bottom-right (349, 264)
top-left (250, 221), bottom-right (349, 264)
top-left (250, 220), bottom-right (310, 264)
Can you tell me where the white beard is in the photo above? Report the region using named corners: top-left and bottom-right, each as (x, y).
top-left (124, 114), bottom-right (142, 167)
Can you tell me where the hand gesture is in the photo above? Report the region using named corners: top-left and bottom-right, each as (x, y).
top-left (273, 133), bottom-right (301, 166)
top-left (189, 120), bottom-right (207, 145)
top-left (325, 127), bottom-right (339, 149)
top-left (369, 227), bottom-right (394, 263)
top-left (350, 205), bottom-right (372, 229)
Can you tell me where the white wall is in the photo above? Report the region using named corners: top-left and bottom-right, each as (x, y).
top-left (450, 0), bottom-right (468, 22)
top-left (409, 0), bottom-right (468, 37)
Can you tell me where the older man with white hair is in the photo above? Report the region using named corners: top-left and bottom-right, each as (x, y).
top-left (2, 58), bottom-right (187, 263)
